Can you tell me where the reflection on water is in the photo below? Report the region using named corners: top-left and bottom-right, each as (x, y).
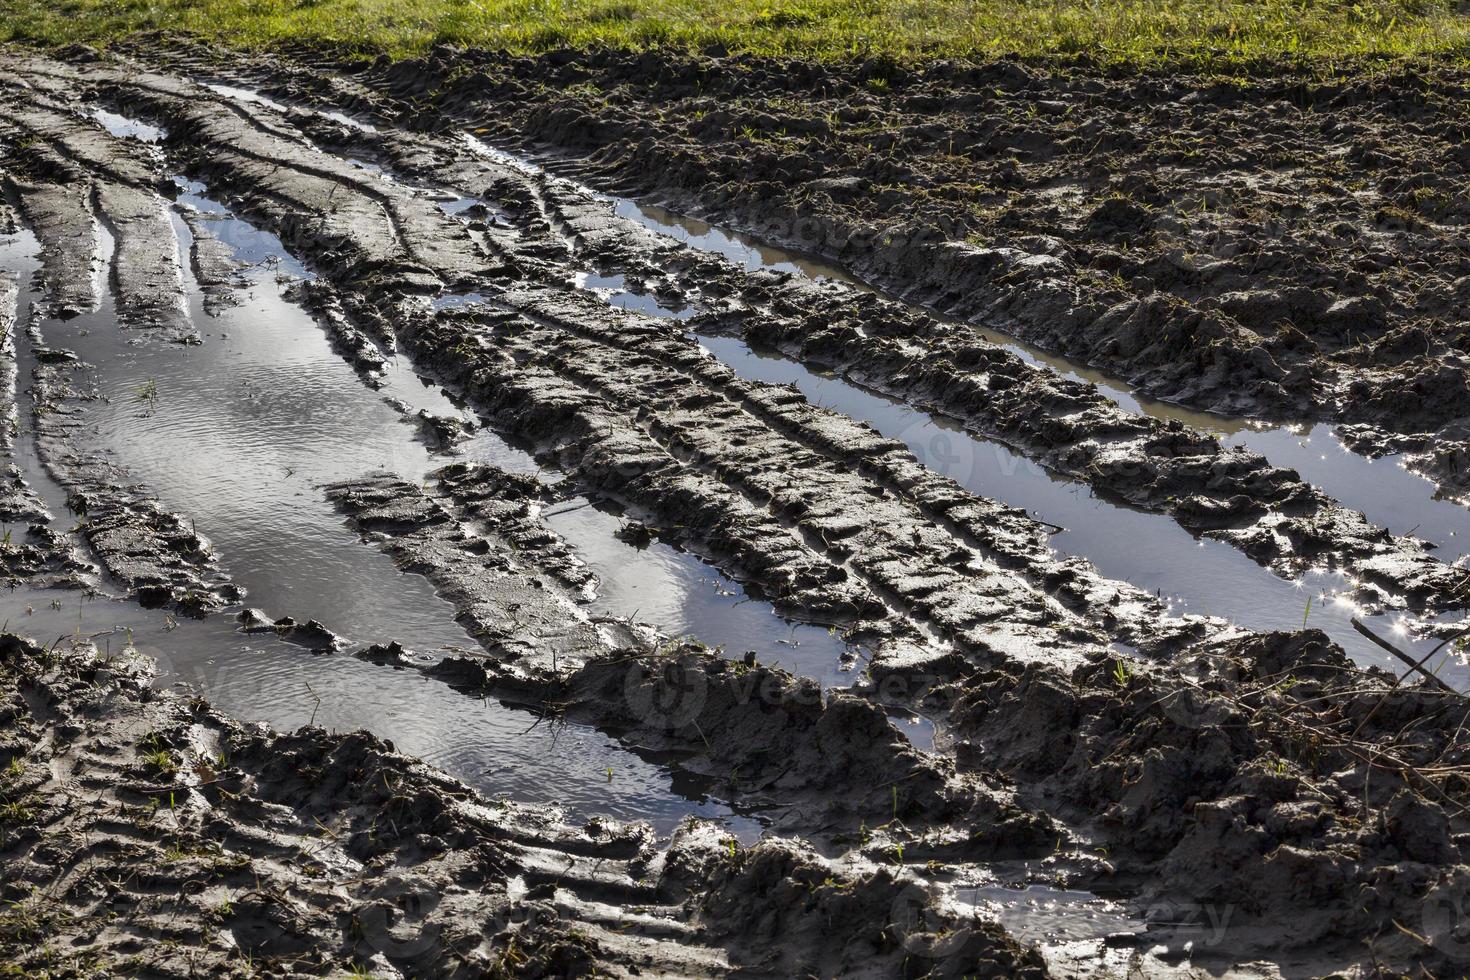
top-left (558, 246), bottom-right (1468, 688)
top-left (597, 171), bottom-right (1470, 565)
top-left (694, 334), bottom-right (1470, 690)
top-left (1225, 422), bottom-right (1470, 564)
top-left (454, 127), bottom-right (1470, 689)
top-left (200, 81), bottom-right (289, 114)
top-left (612, 198), bottom-right (855, 282)
top-left (0, 213), bottom-right (772, 836)
top-left (92, 107), bottom-right (164, 143)
top-left (0, 587), bottom-right (756, 835)
top-left (545, 498), bottom-right (855, 688)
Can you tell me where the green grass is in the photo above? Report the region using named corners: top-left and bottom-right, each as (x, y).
top-left (2, 0), bottom-right (1469, 69)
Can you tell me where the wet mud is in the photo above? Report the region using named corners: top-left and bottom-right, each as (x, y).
top-left (314, 45), bottom-right (1470, 503)
top-left (0, 43), bottom-right (1466, 978)
top-left (2, 633), bottom-right (1055, 978)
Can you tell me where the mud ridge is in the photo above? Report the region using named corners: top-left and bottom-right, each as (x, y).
top-left (287, 97), bottom-right (1470, 614)
top-left (0, 630), bottom-right (1049, 977)
top-left (0, 45), bottom-right (1467, 975)
top-left (330, 462), bottom-right (1073, 850)
top-left (0, 87), bottom-right (193, 341)
top-left (328, 47), bottom-right (1470, 491)
top-left (23, 303), bottom-right (237, 612)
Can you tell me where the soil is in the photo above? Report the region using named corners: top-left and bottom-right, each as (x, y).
top-left (0, 40), bottom-right (1467, 978)
top-left (330, 44), bottom-right (1470, 498)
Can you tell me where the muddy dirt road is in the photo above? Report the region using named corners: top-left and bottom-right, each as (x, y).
top-left (0, 43), bottom-right (1468, 978)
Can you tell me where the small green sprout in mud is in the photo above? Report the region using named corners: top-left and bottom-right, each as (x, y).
top-left (1302, 594), bottom-right (1313, 629)
top-left (1111, 658), bottom-right (1131, 687)
top-left (163, 843), bottom-right (194, 863)
top-left (605, 765), bottom-right (614, 783)
top-left (0, 892), bottom-right (55, 944)
top-left (136, 378), bottom-right (159, 412)
top-left (140, 736), bottom-right (179, 779)
top-left (892, 841), bottom-right (905, 864)
top-left (0, 799), bottom-right (37, 825)
top-left (143, 748), bottom-right (177, 778)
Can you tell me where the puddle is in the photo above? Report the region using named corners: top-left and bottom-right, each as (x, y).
top-left (76, 96), bottom-right (1470, 687)
top-left (201, 78), bottom-right (378, 133)
top-left (201, 81), bottom-right (289, 114)
top-left (575, 271), bottom-right (696, 321)
top-left (151, 87), bottom-right (1470, 577)
top-left (0, 587), bottom-right (757, 836)
top-left (611, 198), bottom-right (854, 282)
top-left (178, 179), bottom-right (311, 276)
top-left (543, 498), bottom-right (854, 689)
top-left (576, 158), bottom-right (1470, 565)
top-left (890, 712), bottom-right (937, 752)
top-left (970, 884), bottom-right (1136, 946)
top-left (1224, 422), bottom-right (1470, 564)
top-left (0, 219), bottom-right (770, 836)
top-left (432, 292), bottom-right (488, 310)
top-left (693, 334), bottom-right (1470, 689)
top-left (91, 107), bottom-right (164, 143)
top-left (445, 128), bottom-right (1470, 688)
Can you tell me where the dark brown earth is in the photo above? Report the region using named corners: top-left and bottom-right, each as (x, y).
top-left (0, 41), bottom-right (1467, 979)
top-left (331, 44), bottom-right (1470, 499)
top-left (138, 40), bottom-right (1470, 612)
top-left (2, 631), bottom-right (1058, 977)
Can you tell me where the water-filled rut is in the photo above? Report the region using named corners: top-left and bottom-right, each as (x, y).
top-left (0, 206), bottom-right (765, 836)
top-left (2, 51), bottom-right (1470, 979)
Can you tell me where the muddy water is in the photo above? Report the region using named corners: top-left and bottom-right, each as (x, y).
top-left (458, 133), bottom-right (1470, 686)
top-left (173, 194), bottom-right (858, 681)
top-left (598, 178), bottom-right (1470, 565)
top-left (696, 333), bottom-right (1470, 688)
top-left (109, 122), bottom-right (856, 674)
top-left (91, 100), bottom-right (1470, 688)
top-left (468, 127), bottom-right (1470, 568)
top-left (543, 500), bottom-right (855, 687)
top-left (545, 258), bottom-right (1469, 684)
top-left (0, 224), bottom-right (769, 838)
top-left (8, 586), bottom-right (760, 835)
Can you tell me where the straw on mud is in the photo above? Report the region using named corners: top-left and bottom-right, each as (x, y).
top-left (1349, 617), bottom-right (1458, 694)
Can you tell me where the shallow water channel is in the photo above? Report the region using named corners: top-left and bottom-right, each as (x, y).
top-left (552, 230), bottom-right (1470, 689)
top-left (0, 212), bottom-right (784, 836)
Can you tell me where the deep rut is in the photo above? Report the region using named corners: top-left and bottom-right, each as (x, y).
top-left (0, 46), bottom-right (1468, 979)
